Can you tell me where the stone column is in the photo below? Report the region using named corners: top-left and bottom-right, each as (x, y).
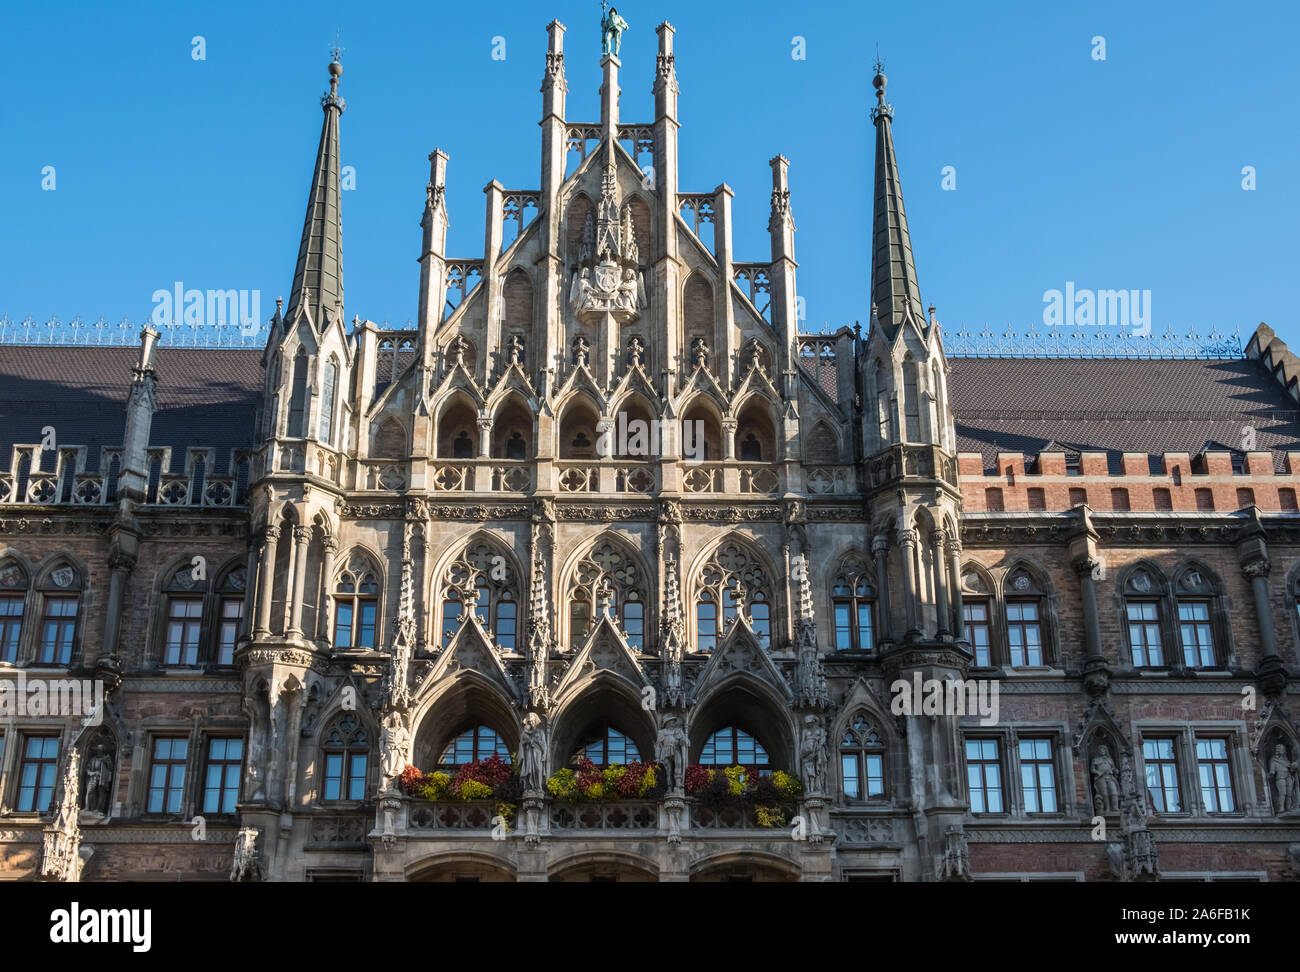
top-left (99, 550), bottom-right (136, 667)
top-left (241, 542), bottom-right (259, 639)
top-left (317, 536), bottom-right (339, 641)
top-left (1244, 559), bottom-right (1278, 660)
top-left (477, 415), bottom-right (493, 458)
top-left (1073, 558), bottom-right (1104, 663)
top-left (722, 419), bottom-right (737, 461)
top-left (932, 529), bottom-right (951, 638)
top-left (872, 534), bottom-right (893, 644)
top-left (899, 529), bottom-right (920, 638)
top-left (254, 525), bottom-right (280, 638)
top-left (946, 536), bottom-right (965, 643)
top-left (287, 526), bottom-right (312, 638)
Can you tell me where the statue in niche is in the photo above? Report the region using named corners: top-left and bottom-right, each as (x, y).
top-left (601, 3), bottom-right (629, 57)
top-left (799, 715), bottom-right (828, 794)
top-left (1269, 742), bottom-right (1299, 812)
top-left (620, 205), bottom-right (639, 264)
top-left (655, 715), bottom-right (689, 793)
top-left (520, 713), bottom-right (548, 795)
top-left (506, 334), bottom-right (524, 366)
top-left (569, 267), bottom-right (593, 308)
top-left (449, 336), bottom-right (469, 370)
top-left (691, 336), bottom-right (709, 370)
top-left (1090, 743), bottom-right (1121, 814)
top-left (618, 267), bottom-right (639, 311)
top-left (82, 742), bottom-right (114, 816)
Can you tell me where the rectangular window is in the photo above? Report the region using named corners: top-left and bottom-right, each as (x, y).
top-left (334, 601), bottom-right (354, 648)
top-left (620, 600), bottom-right (641, 652)
top-left (1018, 738), bottom-right (1058, 813)
top-left (1006, 600), bottom-right (1043, 666)
top-left (1143, 737), bottom-right (1181, 813)
top-left (842, 753), bottom-right (860, 799)
top-left (0, 595), bottom-right (23, 664)
top-left (964, 601), bottom-right (991, 666)
top-left (39, 596), bottom-right (78, 665)
top-left (1178, 601), bottom-right (1214, 668)
top-left (147, 737), bottom-right (189, 814)
top-left (164, 597), bottom-right (203, 666)
top-left (441, 599), bottom-right (462, 645)
top-left (834, 602), bottom-right (853, 651)
top-left (1195, 738), bottom-right (1235, 814)
top-left (324, 751), bottom-right (367, 802)
top-left (355, 599), bottom-right (377, 650)
top-left (217, 597), bottom-right (243, 666)
top-left (17, 735), bottom-right (60, 812)
top-left (966, 738), bottom-right (1003, 813)
top-left (203, 737), bottom-right (244, 814)
top-left (696, 600), bottom-right (717, 652)
top-left (1127, 601), bottom-right (1163, 667)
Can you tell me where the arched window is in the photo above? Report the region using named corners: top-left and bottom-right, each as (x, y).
top-left (902, 356), bottom-right (920, 442)
top-left (1124, 567), bottom-right (1165, 668)
top-left (287, 350), bottom-right (308, 437)
top-left (0, 561), bottom-right (28, 665)
top-left (961, 568), bottom-right (993, 667)
top-left (566, 541), bottom-right (646, 650)
top-left (317, 357), bottom-right (338, 445)
top-left (37, 563), bottom-right (80, 666)
top-left (700, 726), bottom-right (769, 769)
top-left (841, 714), bottom-right (886, 800)
top-left (215, 567), bottom-right (247, 667)
top-left (441, 542), bottom-right (520, 651)
top-left (831, 558), bottom-right (874, 652)
top-left (438, 725), bottom-right (510, 768)
top-left (695, 590), bottom-right (718, 652)
top-left (1175, 567), bottom-right (1218, 668)
top-left (321, 713), bottom-right (368, 801)
top-left (162, 565), bottom-right (204, 667)
top-left (696, 542), bottom-right (773, 650)
top-left (333, 558), bottom-right (379, 650)
top-left (1004, 567), bottom-right (1046, 667)
top-left (572, 722), bottom-right (640, 767)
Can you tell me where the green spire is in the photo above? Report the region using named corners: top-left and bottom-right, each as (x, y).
top-left (285, 52), bottom-right (346, 330)
top-left (870, 61), bottom-right (925, 335)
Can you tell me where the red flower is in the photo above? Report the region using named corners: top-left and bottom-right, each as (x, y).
top-left (398, 765), bottom-right (424, 796)
top-left (684, 764), bottom-right (712, 796)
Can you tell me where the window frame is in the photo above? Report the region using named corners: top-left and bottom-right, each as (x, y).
top-left (965, 737), bottom-right (1004, 815)
top-left (320, 714), bottom-right (370, 804)
top-left (16, 734), bottom-right (60, 813)
top-left (202, 736), bottom-right (245, 815)
top-left (146, 735), bottom-right (191, 816)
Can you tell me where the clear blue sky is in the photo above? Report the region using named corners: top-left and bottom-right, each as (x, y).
top-left (1, 0), bottom-right (1297, 347)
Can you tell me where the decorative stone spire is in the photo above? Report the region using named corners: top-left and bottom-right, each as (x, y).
top-left (285, 52), bottom-right (346, 330)
top-left (869, 60), bottom-right (926, 335)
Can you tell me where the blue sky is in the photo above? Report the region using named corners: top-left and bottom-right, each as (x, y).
top-left (1, 0), bottom-right (1297, 349)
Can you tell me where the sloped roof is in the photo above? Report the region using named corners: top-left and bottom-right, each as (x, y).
top-left (0, 346), bottom-right (262, 473)
top-left (948, 356), bottom-right (1300, 471)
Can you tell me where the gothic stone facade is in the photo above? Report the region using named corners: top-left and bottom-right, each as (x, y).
top-left (2, 20), bottom-right (1300, 882)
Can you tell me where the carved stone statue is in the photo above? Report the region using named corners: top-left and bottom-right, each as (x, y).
top-left (618, 267), bottom-right (639, 311)
top-left (573, 335), bottom-right (590, 368)
top-left (1269, 743), bottom-right (1298, 812)
top-left (569, 268), bottom-right (592, 309)
top-left (82, 743), bottom-right (114, 816)
top-left (230, 826), bottom-right (262, 882)
top-left (520, 712), bottom-right (548, 795)
top-left (627, 336), bottom-right (644, 369)
top-left (1091, 743), bottom-right (1121, 814)
top-left (380, 710), bottom-right (412, 790)
top-left (449, 335), bottom-right (468, 369)
top-left (655, 715), bottom-right (689, 793)
top-left (691, 336), bottom-right (709, 370)
top-left (601, 4), bottom-right (629, 57)
top-left (799, 715), bottom-right (828, 794)
top-left (620, 205), bottom-right (638, 264)
top-left (507, 334), bottom-right (524, 366)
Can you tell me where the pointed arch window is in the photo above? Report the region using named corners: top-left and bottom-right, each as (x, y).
top-left (318, 357), bottom-right (339, 445)
top-left (37, 564), bottom-right (80, 666)
top-left (572, 722), bottom-right (640, 767)
top-left (1124, 568), bottom-right (1165, 668)
top-left (841, 714), bottom-right (886, 800)
top-left (1175, 568), bottom-right (1218, 668)
top-left (441, 542), bottom-right (521, 651)
top-left (0, 561), bottom-right (28, 665)
top-left (333, 560), bottom-right (379, 650)
top-left (439, 725), bottom-right (510, 768)
top-left (696, 543), bottom-right (772, 650)
top-left (1005, 568), bottom-right (1046, 667)
top-left (961, 569), bottom-right (993, 666)
top-left (831, 559), bottom-right (874, 652)
top-left (566, 542), bottom-right (646, 650)
top-left (287, 350), bottom-right (309, 437)
top-left (321, 713), bottom-right (368, 801)
top-left (700, 726), bottom-right (769, 769)
top-left (902, 356), bottom-right (921, 442)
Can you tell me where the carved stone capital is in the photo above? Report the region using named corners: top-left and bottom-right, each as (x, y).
top-left (871, 534), bottom-right (890, 555)
top-left (293, 525), bottom-right (313, 545)
top-left (898, 529), bottom-right (917, 549)
top-left (321, 535), bottom-right (341, 555)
